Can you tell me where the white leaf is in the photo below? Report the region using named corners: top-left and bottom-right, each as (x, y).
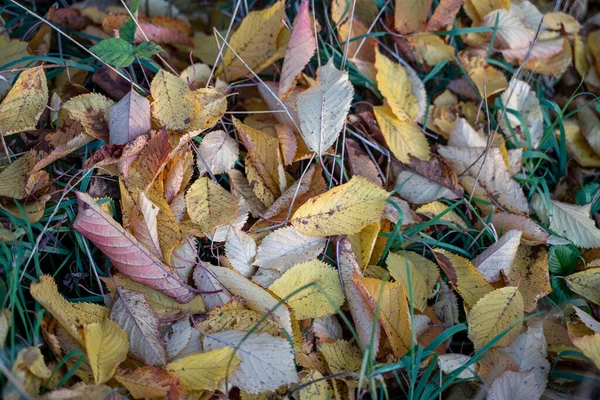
top-left (448, 118), bottom-right (487, 148)
top-left (204, 331), bottom-right (298, 394)
top-left (498, 78), bottom-right (544, 148)
top-left (197, 130), bottom-right (239, 176)
top-left (225, 227), bottom-right (257, 277)
top-left (252, 268), bottom-right (282, 288)
top-left (254, 226), bottom-right (327, 272)
top-left (165, 319), bottom-right (202, 361)
top-left (110, 289), bottom-right (167, 366)
top-left (130, 192), bottom-right (162, 259)
top-left (171, 239), bottom-right (197, 282)
top-left (437, 354), bottom-right (477, 380)
top-left (531, 194), bottom-right (600, 249)
top-left (488, 371), bottom-right (544, 400)
top-left (396, 171), bottom-right (461, 204)
top-left (297, 59), bottom-right (354, 155)
top-left (501, 327), bottom-right (550, 391)
top-left (481, 10), bottom-right (534, 50)
top-left (472, 230), bottom-right (522, 282)
top-left (108, 89), bottom-right (151, 145)
top-left (193, 263), bottom-right (232, 311)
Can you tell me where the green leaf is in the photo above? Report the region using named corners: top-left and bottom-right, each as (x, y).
top-left (548, 245), bottom-right (578, 275)
top-left (135, 42), bottom-right (163, 58)
top-left (119, 0), bottom-right (140, 42)
top-left (90, 38), bottom-right (135, 67)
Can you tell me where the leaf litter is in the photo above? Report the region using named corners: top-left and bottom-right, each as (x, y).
top-left (1, 0), bottom-right (600, 398)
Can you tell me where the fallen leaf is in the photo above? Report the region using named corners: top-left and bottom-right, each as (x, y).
top-left (60, 93), bottom-right (114, 141)
top-left (472, 230), bottom-right (522, 282)
top-left (186, 177), bottom-right (238, 236)
top-left (506, 246), bottom-right (551, 313)
top-left (225, 227), bottom-right (257, 277)
top-left (83, 318), bottom-right (129, 384)
top-left (374, 106), bottom-right (430, 163)
top-left (115, 366), bottom-right (176, 399)
top-left (387, 251), bottom-right (440, 312)
top-left (150, 70), bottom-right (193, 131)
top-left (565, 269), bottom-right (600, 305)
top-left (395, 0), bottom-right (432, 34)
top-left (375, 49), bottom-right (419, 121)
top-left (167, 347), bottom-right (240, 392)
top-left (108, 89), bottom-right (151, 145)
top-left (196, 130), bottom-right (239, 176)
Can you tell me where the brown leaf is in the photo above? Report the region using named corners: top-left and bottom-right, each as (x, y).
top-left (73, 192), bottom-right (194, 303)
top-left (345, 138), bottom-right (383, 187)
top-left (47, 7), bottom-right (90, 31)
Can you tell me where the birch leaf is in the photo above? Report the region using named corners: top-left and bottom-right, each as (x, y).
top-left (150, 70), bottom-right (193, 131)
top-left (204, 331), bottom-right (298, 394)
top-left (269, 260), bottom-right (345, 319)
top-left (167, 347), bottom-right (240, 392)
top-left (129, 192), bottom-right (162, 260)
top-left (374, 106), bottom-right (430, 163)
top-left (225, 227), bottom-right (257, 277)
top-left (254, 226), bottom-right (327, 272)
top-left (196, 130), bottom-right (239, 176)
top-left (291, 176), bottom-right (389, 236)
top-left (108, 89), bottom-right (151, 145)
top-left (0, 66), bottom-right (48, 136)
top-left (296, 59), bottom-right (354, 155)
top-left (186, 88), bottom-right (227, 132)
top-left (186, 177), bottom-right (238, 236)
top-left (472, 230), bottom-right (522, 282)
top-left (110, 289), bottom-right (167, 366)
top-left (532, 194), bottom-right (600, 249)
top-left (83, 319), bottom-right (129, 384)
top-left (74, 192), bottom-right (194, 303)
top-left (279, 1), bottom-right (316, 96)
top-left (467, 286), bottom-right (524, 351)
top-left (375, 49), bottom-right (419, 120)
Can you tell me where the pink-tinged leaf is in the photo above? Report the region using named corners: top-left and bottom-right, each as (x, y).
top-left (276, 124), bottom-right (297, 165)
top-left (500, 38), bottom-right (564, 62)
top-left (73, 191), bottom-right (194, 303)
top-left (126, 129), bottom-right (171, 191)
top-left (279, 1), bottom-right (316, 97)
top-left (426, 0), bottom-right (464, 32)
top-left (108, 89), bottom-right (151, 145)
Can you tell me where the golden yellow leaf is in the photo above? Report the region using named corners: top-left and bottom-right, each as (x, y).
top-left (574, 35), bottom-right (589, 78)
top-left (558, 119), bottom-right (600, 168)
top-left (103, 275), bottom-right (204, 319)
top-left (83, 318), bottom-right (129, 384)
top-left (186, 177), bottom-right (238, 236)
top-left (387, 251), bottom-right (440, 312)
top-left (348, 221), bottom-right (380, 269)
top-left (291, 176), bottom-right (389, 236)
top-left (394, 0), bottom-right (432, 34)
top-left (375, 49), bottom-right (419, 121)
top-left (168, 347), bottom-right (240, 392)
top-left (374, 106), bottom-right (430, 163)
top-left (464, 0), bottom-right (509, 25)
top-left (565, 269), bottom-right (600, 305)
top-left (352, 275), bottom-right (412, 358)
top-left (468, 286), bottom-right (524, 351)
top-left (186, 88), bottom-right (227, 132)
top-left (319, 340), bottom-right (363, 373)
top-left (220, 1), bottom-right (287, 81)
top-left (506, 246), bottom-right (551, 313)
top-left (115, 366), bottom-right (176, 399)
top-left (571, 334), bottom-right (600, 369)
top-left (150, 70), bottom-right (193, 131)
top-left (298, 370), bottom-right (333, 400)
top-left (406, 34), bottom-right (455, 66)
top-left (197, 306), bottom-right (282, 336)
top-left (0, 66), bottom-right (47, 136)
top-left (269, 260), bottom-right (345, 320)
top-left (60, 93), bottom-right (114, 141)
top-left (30, 275), bottom-right (109, 343)
top-left (416, 201), bottom-right (467, 229)
top-left (435, 249), bottom-right (494, 308)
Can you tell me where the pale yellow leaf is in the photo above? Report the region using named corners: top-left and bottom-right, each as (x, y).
top-left (167, 347), bottom-right (240, 391)
top-left (374, 106), bottom-right (430, 163)
top-left (499, 78), bottom-right (543, 148)
top-left (488, 370), bottom-right (544, 400)
top-left (481, 10), bottom-right (534, 50)
top-left (387, 251), bottom-right (440, 312)
top-left (319, 340), bottom-right (363, 373)
top-left (464, 0), bottom-right (509, 25)
top-left (269, 260), bottom-right (345, 319)
top-left (114, 366), bottom-right (176, 399)
top-left (298, 370), bottom-right (333, 400)
top-left (438, 354), bottom-right (477, 379)
top-left (186, 177), bottom-right (238, 236)
top-left (83, 319), bottom-right (129, 384)
top-left (291, 176), bottom-right (389, 236)
top-left (0, 66), bottom-right (48, 136)
top-left (468, 286), bottom-right (524, 351)
top-left (556, 120), bottom-right (600, 168)
top-left (565, 269), bottom-right (600, 305)
top-left (416, 201), bottom-right (467, 229)
top-left (406, 34), bottom-right (455, 66)
top-left (375, 49), bottom-right (418, 121)
top-left (348, 221), bottom-right (380, 269)
top-left (571, 334), bottom-right (600, 369)
top-left (186, 88), bottom-right (227, 131)
top-left (150, 70), bottom-right (193, 131)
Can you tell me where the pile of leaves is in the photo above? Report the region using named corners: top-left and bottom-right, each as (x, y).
top-left (1, 0), bottom-right (600, 398)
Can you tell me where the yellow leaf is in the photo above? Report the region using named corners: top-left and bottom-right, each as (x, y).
top-left (115, 366), bottom-right (176, 399)
top-left (168, 347), bottom-right (240, 392)
top-left (506, 246), bottom-right (551, 313)
top-left (269, 260), bottom-right (345, 319)
top-left (416, 201), bottom-right (467, 229)
top-left (565, 269), bottom-right (600, 305)
top-left (220, 1), bottom-right (287, 81)
top-left (0, 309), bottom-right (10, 349)
top-left (348, 221), bottom-right (380, 270)
top-left (571, 334), bottom-right (600, 369)
top-left (435, 249), bottom-right (494, 308)
top-left (464, 0), bottom-right (509, 25)
top-left (375, 49), bottom-right (419, 120)
top-left (374, 106), bottom-right (430, 163)
top-left (83, 319), bottom-right (129, 384)
top-left (406, 34), bottom-right (455, 66)
top-left (319, 340), bottom-right (363, 373)
top-left (60, 93), bottom-right (114, 141)
top-left (103, 274), bottom-right (204, 319)
top-left (291, 176), bottom-right (389, 236)
top-left (574, 35), bottom-right (589, 78)
top-left (0, 66), bottom-right (48, 136)
top-left (298, 370), bottom-right (333, 400)
top-left (150, 70), bottom-right (193, 131)
top-left (30, 275), bottom-right (109, 343)
top-left (468, 286), bottom-right (524, 351)
top-left (186, 177), bottom-right (238, 236)
top-left (352, 275), bottom-right (412, 358)
top-left (186, 88), bottom-right (227, 131)
top-left (557, 120), bottom-right (600, 168)
top-left (387, 251), bottom-right (440, 312)
top-left (197, 306), bottom-right (282, 337)
top-left (394, 0), bottom-right (432, 34)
